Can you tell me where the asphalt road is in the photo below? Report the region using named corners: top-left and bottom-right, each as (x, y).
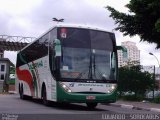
top-left (0, 94), bottom-right (159, 120)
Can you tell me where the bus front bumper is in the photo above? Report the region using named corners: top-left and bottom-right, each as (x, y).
top-left (56, 84), bottom-right (117, 103)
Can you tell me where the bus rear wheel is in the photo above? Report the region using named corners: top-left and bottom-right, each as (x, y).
top-left (19, 85), bottom-right (31, 100)
top-left (19, 85), bottom-right (27, 100)
top-left (86, 103), bottom-right (98, 109)
top-left (19, 85), bottom-right (24, 99)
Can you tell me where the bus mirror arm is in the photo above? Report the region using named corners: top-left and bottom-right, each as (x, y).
top-left (54, 39), bottom-right (62, 57)
top-left (53, 39), bottom-right (61, 78)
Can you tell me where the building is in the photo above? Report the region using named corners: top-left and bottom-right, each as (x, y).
top-left (118, 41), bottom-right (140, 67)
top-left (0, 58), bottom-right (14, 92)
top-left (0, 35), bottom-right (33, 93)
top-left (0, 49), bottom-right (4, 58)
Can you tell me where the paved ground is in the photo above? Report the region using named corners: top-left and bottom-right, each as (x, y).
top-left (0, 94), bottom-right (160, 120)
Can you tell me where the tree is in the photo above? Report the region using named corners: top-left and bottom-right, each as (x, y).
top-left (10, 66), bottom-right (15, 74)
top-left (118, 65), bottom-right (154, 97)
top-left (106, 0), bottom-right (160, 48)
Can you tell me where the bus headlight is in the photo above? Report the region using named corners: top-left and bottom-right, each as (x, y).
top-left (107, 84), bottom-right (117, 93)
top-left (59, 82), bottom-right (72, 93)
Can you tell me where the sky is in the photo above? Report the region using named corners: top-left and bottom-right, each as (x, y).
top-left (0, 0), bottom-right (160, 67)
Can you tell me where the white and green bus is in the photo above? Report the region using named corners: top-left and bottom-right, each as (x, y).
top-left (16, 24), bottom-right (126, 108)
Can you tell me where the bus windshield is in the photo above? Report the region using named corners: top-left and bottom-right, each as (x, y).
top-left (58, 28), bottom-right (116, 81)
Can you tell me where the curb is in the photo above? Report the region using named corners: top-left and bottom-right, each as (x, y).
top-left (109, 103), bottom-right (160, 112)
top-left (150, 108), bottom-right (160, 112)
top-left (121, 104), bottom-right (133, 109)
top-left (132, 106), bottom-right (150, 111)
top-left (0, 91), bottom-right (17, 95)
top-left (8, 91), bottom-right (17, 94)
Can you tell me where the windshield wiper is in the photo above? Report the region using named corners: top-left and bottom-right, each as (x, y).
top-left (93, 52), bottom-right (96, 78)
top-left (88, 53), bottom-right (93, 79)
top-left (76, 49), bottom-right (107, 80)
top-left (91, 50), bottom-right (103, 80)
top-left (76, 70), bottom-right (88, 79)
top-left (77, 51), bottom-right (93, 79)
top-left (92, 50), bottom-right (110, 80)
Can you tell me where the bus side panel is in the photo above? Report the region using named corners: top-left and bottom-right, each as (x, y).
top-left (16, 56), bottom-right (57, 101)
top-left (16, 64), bottom-right (33, 96)
top-left (50, 76), bottom-right (57, 101)
top-left (36, 56), bottom-right (57, 101)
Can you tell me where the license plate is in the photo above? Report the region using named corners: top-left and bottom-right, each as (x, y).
top-left (86, 96), bottom-right (96, 100)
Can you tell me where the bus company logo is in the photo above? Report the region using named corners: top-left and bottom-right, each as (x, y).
top-left (106, 84), bottom-right (111, 87)
top-left (69, 82), bottom-right (75, 87)
top-left (61, 33), bottom-right (67, 38)
top-left (29, 60), bottom-right (43, 69)
top-left (78, 83), bottom-right (103, 87)
top-left (60, 28), bottom-right (67, 38)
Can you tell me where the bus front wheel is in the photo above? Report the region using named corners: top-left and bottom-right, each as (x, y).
top-left (42, 87), bottom-right (50, 106)
top-left (86, 103), bottom-right (98, 109)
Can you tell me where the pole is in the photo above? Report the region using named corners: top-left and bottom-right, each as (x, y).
top-left (153, 65), bottom-right (155, 101)
top-left (149, 53), bottom-right (160, 101)
top-left (149, 53), bottom-right (160, 67)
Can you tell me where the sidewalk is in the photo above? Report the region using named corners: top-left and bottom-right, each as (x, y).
top-left (109, 100), bottom-right (160, 112)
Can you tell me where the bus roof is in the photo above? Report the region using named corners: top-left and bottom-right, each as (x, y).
top-left (19, 23), bottom-right (114, 52)
top-left (54, 23), bottom-right (112, 33)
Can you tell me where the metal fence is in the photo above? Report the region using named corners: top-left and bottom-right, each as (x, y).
top-left (0, 35), bottom-right (36, 43)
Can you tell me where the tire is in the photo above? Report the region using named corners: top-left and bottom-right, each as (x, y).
top-left (19, 85), bottom-right (23, 99)
top-left (86, 103), bottom-right (98, 109)
top-left (42, 86), bottom-right (50, 106)
top-left (19, 85), bottom-right (30, 100)
top-left (20, 85), bottom-right (25, 100)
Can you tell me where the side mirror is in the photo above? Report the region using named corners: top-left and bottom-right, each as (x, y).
top-left (54, 39), bottom-right (61, 57)
top-left (116, 46), bottom-right (128, 61)
top-left (53, 39), bottom-right (61, 78)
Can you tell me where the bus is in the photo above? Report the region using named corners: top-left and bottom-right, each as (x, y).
top-left (16, 24), bottom-right (126, 108)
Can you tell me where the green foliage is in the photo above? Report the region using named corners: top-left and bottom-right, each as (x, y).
top-left (7, 79), bottom-right (15, 85)
top-left (106, 0), bottom-right (160, 48)
top-left (121, 95), bottom-right (143, 101)
top-left (154, 96), bottom-right (160, 103)
top-left (10, 66), bottom-right (15, 74)
top-left (155, 19), bottom-right (160, 32)
top-left (118, 64), bottom-right (154, 98)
